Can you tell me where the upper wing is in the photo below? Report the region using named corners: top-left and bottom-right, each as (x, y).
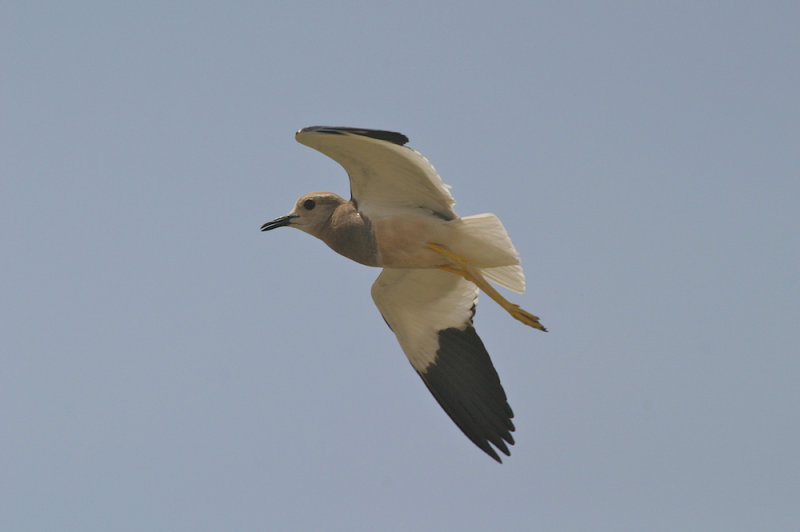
top-left (295, 126), bottom-right (457, 220)
top-left (371, 268), bottom-right (515, 462)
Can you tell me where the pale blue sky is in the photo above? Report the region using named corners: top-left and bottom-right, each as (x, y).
top-left (2, 2), bottom-right (798, 530)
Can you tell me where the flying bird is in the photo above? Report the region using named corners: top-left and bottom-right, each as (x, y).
top-left (261, 126), bottom-right (546, 462)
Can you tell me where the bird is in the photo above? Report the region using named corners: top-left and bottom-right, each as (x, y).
top-left (261, 126), bottom-right (546, 462)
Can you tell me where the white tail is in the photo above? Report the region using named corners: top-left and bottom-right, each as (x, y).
top-left (448, 213), bottom-right (526, 293)
top-left (482, 264), bottom-right (525, 294)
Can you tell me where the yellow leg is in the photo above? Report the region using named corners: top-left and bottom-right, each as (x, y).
top-left (428, 243), bottom-right (547, 332)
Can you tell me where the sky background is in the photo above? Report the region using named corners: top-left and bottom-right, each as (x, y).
top-left (2, 2), bottom-right (798, 530)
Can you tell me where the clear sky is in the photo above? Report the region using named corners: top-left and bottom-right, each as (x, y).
top-left (2, 2), bottom-right (798, 530)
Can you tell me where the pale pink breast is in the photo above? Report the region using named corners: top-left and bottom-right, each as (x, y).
top-left (373, 216), bottom-right (450, 268)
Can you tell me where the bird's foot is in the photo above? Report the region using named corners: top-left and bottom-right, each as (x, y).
top-left (505, 304), bottom-right (547, 332)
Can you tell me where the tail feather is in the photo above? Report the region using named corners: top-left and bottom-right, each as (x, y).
top-left (449, 213), bottom-right (526, 293)
top-left (482, 264), bottom-right (525, 294)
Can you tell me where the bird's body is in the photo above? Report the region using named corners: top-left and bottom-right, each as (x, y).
top-left (262, 126), bottom-right (546, 462)
top-left (273, 191), bottom-right (526, 286)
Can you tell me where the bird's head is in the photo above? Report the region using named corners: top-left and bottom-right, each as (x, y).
top-left (260, 192), bottom-right (346, 239)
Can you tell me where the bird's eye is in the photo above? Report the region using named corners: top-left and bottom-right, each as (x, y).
top-left (303, 199), bottom-right (316, 210)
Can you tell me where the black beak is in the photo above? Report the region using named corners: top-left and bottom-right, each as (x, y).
top-left (260, 215), bottom-right (296, 232)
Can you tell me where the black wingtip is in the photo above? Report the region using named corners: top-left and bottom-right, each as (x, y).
top-left (417, 324), bottom-right (516, 463)
top-left (297, 126), bottom-right (409, 146)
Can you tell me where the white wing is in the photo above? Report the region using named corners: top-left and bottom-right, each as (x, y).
top-left (371, 268), bottom-right (515, 462)
top-left (295, 126), bottom-right (458, 220)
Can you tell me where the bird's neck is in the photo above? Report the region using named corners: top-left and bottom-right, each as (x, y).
top-left (319, 203), bottom-right (379, 267)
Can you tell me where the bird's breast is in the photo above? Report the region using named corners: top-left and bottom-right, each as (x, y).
top-left (373, 216), bottom-right (449, 268)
